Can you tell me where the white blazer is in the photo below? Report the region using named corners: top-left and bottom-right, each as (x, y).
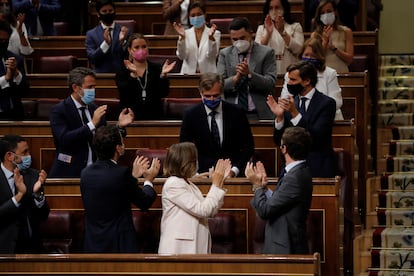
top-left (158, 176), bottom-right (225, 254)
top-left (281, 66), bottom-right (344, 120)
top-left (255, 22), bottom-right (304, 74)
top-left (176, 26), bottom-right (221, 74)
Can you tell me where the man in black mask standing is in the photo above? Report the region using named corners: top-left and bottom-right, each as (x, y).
top-left (267, 61), bottom-right (337, 178)
top-left (0, 20), bottom-right (29, 120)
top-left (85, 0), bottom-right (130, 73)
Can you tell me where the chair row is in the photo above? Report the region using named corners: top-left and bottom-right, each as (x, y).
top-left (40, 210), bottom-right (235, 254)
top-left (22, 97), bottom-right (201, 121)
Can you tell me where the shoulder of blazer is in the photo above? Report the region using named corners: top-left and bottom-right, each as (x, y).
top-left (184, 103), bottom-right (205, 118)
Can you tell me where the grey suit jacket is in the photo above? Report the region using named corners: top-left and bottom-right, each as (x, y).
top-left (251, 162), bottom-right (313, 254)
top-left (217, 42), bottom-right (277, 119)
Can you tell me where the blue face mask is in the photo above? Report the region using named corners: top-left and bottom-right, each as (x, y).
top-left (80, 88), bottom-right (95, 105)
top-left (302, 57), bottom-right (321, 68)
top-left (17, 155), bottom-right (32, 171)
top-left (203, 97), bottom-right (221, 110)
top-left (189, 15), bottom-right (205, 29)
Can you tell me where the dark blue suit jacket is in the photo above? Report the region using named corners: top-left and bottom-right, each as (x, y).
top-left (86, 23), bottom-right (129, 73)
top-left (251, 162), bottom-right (313, 254)
top-left (180, 101), bottom-right (254, 175)
top-left (49, 97), bottom-right (106, 178)
top-left (274, 90), bottom-right (337, 177)
top-left (12, 0), bottom-right (61, 36)
top-left (80, 159), bottom-right (156, 253)
top-left (0, 167), bottom-right (50, 253)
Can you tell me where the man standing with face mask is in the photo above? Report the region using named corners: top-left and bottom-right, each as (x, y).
top-left (217, 17), bottom-right (277, 120)
top-left (266, 61), bottom-right (336, 177)
top-left (49, 67), bottom-right (134, 178)
top-left (85, 0), bottom-right (130, 73)
top-left (180, 72), bottom-right (254, 177)
top-left (0, 135), bottom-right (49, 253)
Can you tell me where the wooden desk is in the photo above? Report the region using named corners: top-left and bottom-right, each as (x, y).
top-left (39, 177), bottom-right (334, 275)
top-left (0, 253), bottom-right (321, 276)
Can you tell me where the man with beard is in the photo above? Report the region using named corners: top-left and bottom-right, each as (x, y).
top-left (85, 0), bottom-right (130, 73)
top-left (266, 61), bottom-right (337, 177)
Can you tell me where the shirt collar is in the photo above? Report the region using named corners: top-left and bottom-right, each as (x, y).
top-left (1, 162), bottom-right (13, 179)
top-left (285, 160), bottom-right (306, 173)
top-left (301, 87), bottom-right (316, 100)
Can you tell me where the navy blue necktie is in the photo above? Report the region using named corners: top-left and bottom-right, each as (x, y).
top-left (79, 107), bottom-right (89, 125)
top-left (298, 97), bottom-right (307, 114)
top-left (210, 111), bottom-right (221, 147)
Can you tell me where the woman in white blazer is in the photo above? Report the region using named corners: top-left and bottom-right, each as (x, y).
top-left (173, 1), bottom-right (220, 74)
top-left (255, 0), bottom-right (304, 74)
top-left (158, 142), bottom-right (230, 254)
top-left (281, 37), bottom-right (344, 120)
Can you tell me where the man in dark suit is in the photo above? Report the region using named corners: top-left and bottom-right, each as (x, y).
top-left (85, 0), bottom-right (130, 73)
top-left (12, 0), bottom-right (61, 36)
top-left (247, 126), bottom-right (313, 254)
top-left (267, 61), bottom-right (337, 177)
top-left (49, 67), bottom-right (134, 178)
top-left (0, 135), bottom-right (49, 253)
top-left (0, 20), bottom-right (29, 120)
top-left (81, 124), bottom-right (159, 253)
top-left (180, 72), bottom-right (254, 177)
top-left (217, 17), bottom-right (277, 120)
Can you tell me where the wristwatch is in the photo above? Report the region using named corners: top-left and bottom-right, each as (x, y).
top-left (33, 190), bottom-right (45, 201)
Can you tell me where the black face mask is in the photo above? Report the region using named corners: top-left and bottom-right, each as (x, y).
top-left (99, 12), bottom-right (115, 25)
top-left (0, 41), bottom-right (8, 56)
top-left (287, 83), bottom-right (304, 96)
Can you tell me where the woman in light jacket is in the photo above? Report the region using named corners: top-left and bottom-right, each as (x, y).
top-left (158, 142), bottom-right (230, 254)
top-left (174, 1), bottom-right (220, 74)
top-left (255, 0), bottom-right (304, 74)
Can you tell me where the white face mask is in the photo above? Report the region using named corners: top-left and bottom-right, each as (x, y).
top-left (233, 40), bottom-right (250, 54)
top-left (320, 12), bottom-right (336, 26)
top-left (269, 9), bottom-right (283, 21)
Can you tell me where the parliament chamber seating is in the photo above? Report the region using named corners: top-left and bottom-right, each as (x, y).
top-left (147, 54), bottom-right (183, 73)
top-left (162, 97), bottom-right (201, 119)
top-left (135, 148), bottom-right (168, 176)
top-left (34, 55), bottom-right (77, 74)
top-left (53, 22), bottom-right (69, 36)
top-left (209, 18), bottom-right (233, 34)
top-left (115, 19), bottom-right (137, 33)
top-left (39, 210), bottom-right (236, 254)
top-left (39, 210), bottom-right (73, 254)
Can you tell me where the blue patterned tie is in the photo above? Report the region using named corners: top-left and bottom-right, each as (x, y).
top-left (210, 111), bottom-right (221, 147)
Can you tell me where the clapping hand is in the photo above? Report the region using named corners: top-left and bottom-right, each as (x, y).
top-left (211, 159), bottom-right (231, 189)
top-left (173, 22), bottom-right (185, 38)
top-left (33, 169), bottom-right (47, 194)
top-left (132, 155), bottom-right (150, 179)
top-left (119, 26), bottom-right (129, 44)
top-left (118, 108), bottom-right (134, 127)
top-left (208, 23), bottom-right (217, 40)
top-left (143, 157), bottom-right (161, 182)
top-left (161, 59), bottom-right (177, 77)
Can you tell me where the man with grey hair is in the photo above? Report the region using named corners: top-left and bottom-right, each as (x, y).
top-left (49, 67), bottom-right (134, 178)
top-left (180, 72), bottom-right (254, 177)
